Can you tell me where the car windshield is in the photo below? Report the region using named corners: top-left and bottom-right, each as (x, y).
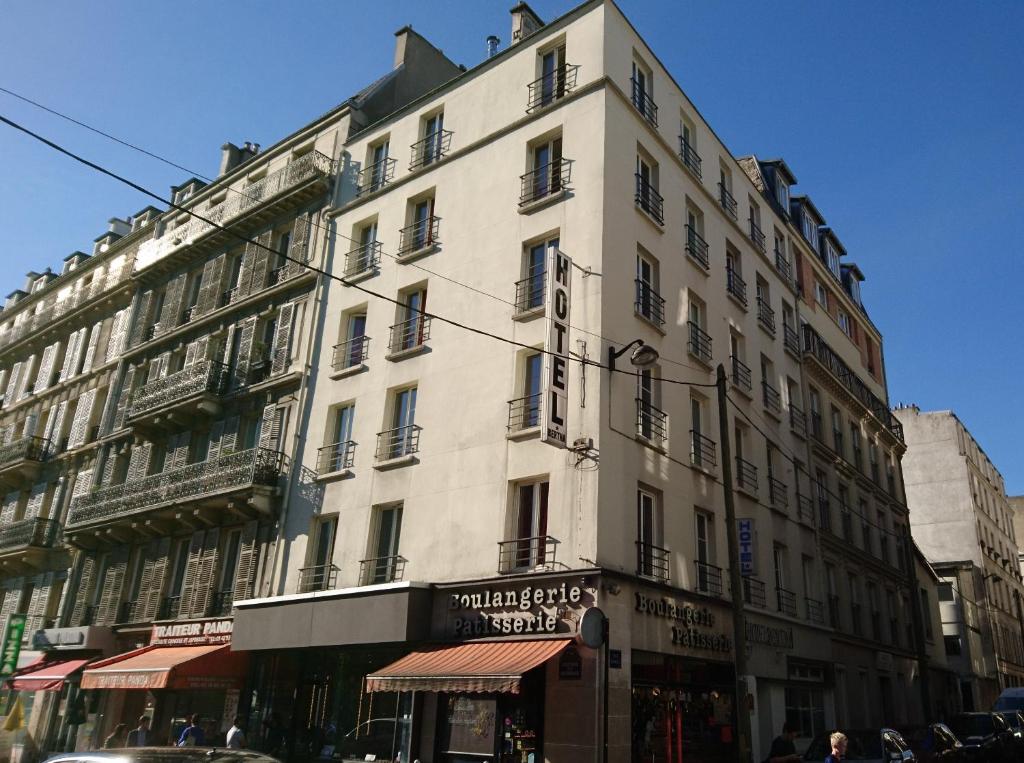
top-left (949, 715), bottom-right (994, 738)
top-left (996, 713), bottom-right (1022, 730)
top-left (804, 731), bottom-right (882, 760)
top-left (994, 696), bottom-right (1024, 712)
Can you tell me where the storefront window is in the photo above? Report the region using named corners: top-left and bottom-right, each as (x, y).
top-left (784, 686), bottom-right (825, 741)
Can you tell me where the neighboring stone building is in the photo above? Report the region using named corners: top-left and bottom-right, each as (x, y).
top-left (1010, 495), bottom-right (1024, 578)
top-left (894, 405), bottom-right (1024, 709)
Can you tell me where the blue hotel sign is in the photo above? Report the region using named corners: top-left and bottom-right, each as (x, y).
top-left (737, 519), bottom-right (756, 576)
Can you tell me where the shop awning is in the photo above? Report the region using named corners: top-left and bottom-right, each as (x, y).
top-left (11, 658), bottom-right (94, 692)
top-left (365, 638), bottom-right (571, 694)
top-left (81, 644), bottom-right (248, 691)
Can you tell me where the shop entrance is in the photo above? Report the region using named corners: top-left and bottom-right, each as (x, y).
top-left (631, 651), bottom-right (736, 763)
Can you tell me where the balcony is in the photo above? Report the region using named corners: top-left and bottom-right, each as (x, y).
top-left (828, 595), bottom-right (841, 628)
top-left (685, 225), bottom-right (710, 270)
top-left (375, 425), bottom-right (421, 463)
top-left (159, 596), bottom-right (182, 621)
top-left (768, 477), bottom-right (788, 511)
top-left (777, 586), bottom-right (797, 617)
top-left (730, 355), bottom-right (752, 393)
top-left (802, 325), bottom-right (904, 442)
top-left (678, 138), bottom-right (702, 179)
top-left (359, 555), bottom-right (407, 586)
top-left (630, 78), bottom-right (658, 126)
top-left (526, 64), bottom-right (579, 113)
top-left (742, 576), bottom-right (767, 609)
top-left (749, 219), bottom-right (766, 253)
top-left (718, 184), bottom-right (737, 220)
top-left (298, 563), bottom-right (339, 593)
top-left (806, 597), bottom-right (824, 625)
top-left (635, 175), bottom-right (664, 225)
top-left (127, 360), bottom-right (227, 427)
top-left (332, 336), bottom-right (370, 374)
top-left (690, 430), bottom-right (717, 470)
top-left (0, 435), bottom-right (50, 486)
top-left (634, 279), bottom-right (666, 326)
top-left (735, 457), bottom-right (758, 495)
top-left (783, 323), bottom-right (800, 356)
top-left (762, 381), bottom-right (782, 415)
top-left (357, 157), bottom-right (396, 196)
top-left (519, 158), bottom-right (573, 207)
top-left (498, 535), bottom-right (559, 574)
top-left (636, 541), bottom-right (669, 583)
top-left (397, 216), bottom-right (440, 258)
top-left (119, 600), bottom-right (143, 624)
top-left (0, 517), bottom-right (60, 566)
top-left (66, 447), bottom-right (284, 534)
top-left (211, 590), bottom-right (234, 617)
top-left (775, 248), bottom-right (792, 281)
top-left (387, 315), bottom-right (431, 357)
top-left (636, 399), bottom-right (668, 445)
top-left (409, 130), bottom-right (453, 170)
top-left (790, 404), bottom-right (807, 438)
top-left (726, 266), bottom-right (747, 306)
top-left (797, 494), bottom-right (815, 525)
top-left (687, 322), bottom-right (712, 365)
top-left (694, 560), bottom-right (723, 597)
top-left (757, 297), bottom-right (776, 335)
top-left (507, 393), bottom-right (541, 433)
top-left (514, 271), bottom-right (545, 315)
top-left (344, 242), bottom-right (382, 277)
top-left (317, 441), bottom-right (355, 476)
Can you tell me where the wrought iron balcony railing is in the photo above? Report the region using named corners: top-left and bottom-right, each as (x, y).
top-left (397, 215), bottom-right (441, 256)
top-left (409, 129), bottom-right (453, 170)
top-left (159, 596), bottom-right (182, 621)
top-left (783, 323), bottom-right (800, 355)
top-left (211, 589), bottom-right (234, 617)
top-left (128, 360), bottom-right (227, 420)
top-left (718, 183), bottom-right (737, 219)
top-left (514, 270), bottom-right (545, 314)
top-left (757, 297), bottom-right (776, 335)
top-left (777, 586), bottom-right (797, 617)
top-left (0, 435), bottom-right (51, 469)
top-left (634, 279), bottom-right (666, 325)
top-left (806, 596), bottom-right (824, 625)
top-left (636, 541), bottom-right (669, 583)
top-left (817, 496), bottom-right (832, 532)
top-left (768, 477), bottom-right (788, 510)
top-left (685, 225), bottom-right (710, 270)
top-left (749, 219), bottom-right (766, 252)
top-left (797, 494), bottom-right (815, 525)
top-left (630, 78), bottom-right (658, 125)
top-left (317, 440), bottom-right (355, 474)
top-left (790, 404), bottom-right (807, 437)
top-left (735, 457), bottom-right (758, 495)
top-left (357, 157), bottom-right (397, 196)
top-left (359, 555), bottom-right (407, 585)
top-left (345, 242), bottom-right (382, 276)
top-left (508, 393), bottom-right (542, 432)
top-left (762, 380), bottom-right (782, 414)
top-left (520, 159), bottom-right (573, 206)
top-left (67, 447), bottom-right (283, 528)
top-left (119, 600), bottom-right (142, 624)
top-left (775, 247), bottom-right (792, 281)
top-left (742, 576), bottom-right (767, 609)
top-left (298, 563), bottom-right (339, 593)
top-left (526, 64), bottom-right (579, 113)
top-left (498, 535), bottom-right (559, 573)
top-left (690, 430), bottom-right (717, 469)
top-left (679, 138), bottom-right (702, 178)
top-left (332, 336), bottom-right (370, 372)
top-left (687, 321), bottom-right (712, 364)
top-left (375, 424), bottom-right (421, 461)
top-left (0, 517), bottom-right (60, 553)
top-left (726, 265), bottom-right (747, 305)
top-left (694, 560), bottom-right (723, 597)
top-left (636, 399), bottom-right (668, 444)
top-left (635, 175), bottom-right (664, 225)
top-left (388, 315), bottom-right (431, 354)
top-left (730, 355), bottom-right (752, 393)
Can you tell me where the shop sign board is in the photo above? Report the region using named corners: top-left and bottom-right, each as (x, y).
top-left (609, 649), bottom-right (622, 669)
top-left (558, 645), bottom-right (582, 680)
top-left (745, 621), bottom-right (794, 650)
top-left (151, 617), bottom-right (233, 646)
top-left (737, 519), bottom-right (756, 576)
top-left (0, 613), bottom-right (27, 677)
top-left (540, 247), bottom-right (572, 448)
top-left (634, 591), bottom-right (732, 655)
top-left (444, 581), bottom-right (588, 638)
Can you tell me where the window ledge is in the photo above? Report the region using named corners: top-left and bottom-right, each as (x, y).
top-left (687, 352), bottom-right (714, 371)
top-left (395, 243), bottom-right (439, 265)
top-left (373, 454), bottom-right (419, 471)
top-left (343, 268), bottom-right (378, 284)
top-left (784, 344), bottom-right (801, 361)
top-left (330, 363), bottom-right (367, 380)
top-left (512, 306), bottom-right (545, 322)
top-left (635, 435), bottom-right (667, 454)
top-left (686, 253), bottom-right (710, 276)
top-left (635, 205), bottom-right (666, 233)
top-left (736, 485), bottom-right (759, 501)
top-left (634, 312), bottom-right (667, 336)
top-left (789, 425), bottom-right (807, 441)
top-left (730, 382), bottom-right (753, 400)
top-left (315, 468), bottom-right (354, 484)
top-left (506, 426), bottom-right (541, 442)
top-left (385, 344), bottom-right (430, 362)
top-left (689, 462), bottom-right (717, 479)
top-left (763, 406), bottom-right (783, 423)
top-left (518, 189), bottom-right (569, 215)
top-left (727, 292), bottom-right (749, 312)
top-left (758, 323), bottom-right (776, 339)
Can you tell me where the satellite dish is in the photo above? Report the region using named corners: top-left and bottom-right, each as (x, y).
top-left (578, 607), bottom-right (607, 648)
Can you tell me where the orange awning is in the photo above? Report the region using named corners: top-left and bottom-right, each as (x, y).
top-left (11, 658), bottom-right (93, 692)
top-left (365, 638), bottom-right (571, 694)
top-left (81, 644), bottom-right (247, 691)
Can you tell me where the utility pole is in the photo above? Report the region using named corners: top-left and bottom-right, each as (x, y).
top-left (717, 364), bottom-right (752, 763)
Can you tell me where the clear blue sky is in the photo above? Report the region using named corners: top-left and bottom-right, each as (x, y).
top-left (1, 1), bottom-right (1022, 490)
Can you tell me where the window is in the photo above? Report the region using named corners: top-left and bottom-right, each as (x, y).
top-left (392, 287), bottom-right (428, 353)
top-left (801, 210), bottom-right (819, 249)
top-left (400, 196), bottom-right (437, 255)
top-left (167, 539), bottom-right (190, 616)
top-left (367, 504), bottom-right (403, 584)
top-left (749, 198), bottom-right (765, 251)
top-left (537, 44), bottom-right (568, 108)
top-left (774, 230), bottom-right (790, 277)
top-left (695, 511), bottom-right (718, 594)
top-left (635, 249), bottom-right (663, 325)
top-left (636, 366), bottom-right (664, 442)
top-left (637, 487), bottom-right (665, 580)
top-left (809, 387), bottom-right (822, 438)
top-left (826, 564), bottom-right (840, 628)
top-left (785, 687), bottom-right (825, 742)
top-left (761, 355), bottom-right (779, 412)
top-left (825, 240), bottom-right (841, 278)
top-left (635, 151), bottom-right (663, 224)
top-left (338, 311), bottom-right (368, 370)
top-left (631, 59), bottom-right (656, 125)
top-left (220, 529), bottom-right (243, 596)
top-left (324, 404), bottom-right (355, 471)
top-left (719, 164), bottom-right (737, 218)
top-left (921, 588), bottom-right (934, 640)
top-left (831, 406), bottom-right (844, 457)
top-left (860, 499), bottom-right (872, 553)
top-left (384, 387), bottom-right (418, 460)
top-left (183, 271), bottom-right (202, 321)
top-left (679, 114), bottom-right (700, 176)
top-left (726, 245), bottom-right (746, 304)
top-left (849, 574), bottom-right (862, 635)
top-left (365, 138), bottom-right (392, 193)
top-left (508, 480), bottom-right (550, 570)
top-left (685, 203), bottom-right (709, 269)
top-left (690, 395), bottom-right (712, 469)
top-left (305, 516), bottom-right (338, 591)
top-left (815, 469), bottom-right (830, 530)
top-left (512, 350), bottom-right (543, 430)
top-left (687, 294), bottom-right (711, 363)
top-left (517, 236), bottom-right (557, 314)
top-left (415, 111), bottom-right (447, 168)
top-left (774, 545), bottom-right (795, 615)
top-left (944, 635), bottom-right (962, 656)
top-left (814, 280), bottom-right (829, 309)
top-left (938, 582), bottom-right (954, 602)
top-left (850, 422), bottom-right (863, 469)
top-left (525, 134), bottom-right (564, 203)
top-left (838, 309), bottom-right (852, 338)
top-left (729, 332), bottom-right (750, 392)
top-left (775, 172), bottom-right (790, 211)
top-left (348, 220), bottom-right (380, 275)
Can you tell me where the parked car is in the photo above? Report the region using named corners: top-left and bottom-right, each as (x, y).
top-left (803, 728), bottom-right (915, 762)
top-left (898, 724), bottom-right (965, 763)
top-left (993, 711), bottom-right (1024, 756)
top-left (44, 750), bottom-right (281, 763)
top-left (946, 713), bottom-right (1015, 762)
top-left (993, 687), bottom-right (1024, 713)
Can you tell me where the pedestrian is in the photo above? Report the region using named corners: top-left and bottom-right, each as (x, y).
top-left (262, 712), bottom-right (286, 756)
top-left (825, 731), bottom-right (847, 763)
top-left (767, 721), bottom-right (802, 763)
top-left (103, 723), bottom-right (128, 749)
top-left (126, 716), bottom-right (150, 747)
top-left (177, 714), bottom-right (206, 747)
top-left (226, 716), bottom-right (247, 749)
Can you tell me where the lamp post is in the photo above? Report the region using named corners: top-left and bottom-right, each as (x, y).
top-left (607, 339), bottom-right (659, 373)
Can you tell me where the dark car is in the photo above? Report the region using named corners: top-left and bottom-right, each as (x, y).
top-left (44, 749), bottom-right (282, 763)
top-left (993, 712), bottom-right (1024, 757)
top-left (898, 724), bottom-right (965, 763)
top-left (946, 713), bottom-right (1015, 762)
top-left (803, 728), bottom-right (915, 762)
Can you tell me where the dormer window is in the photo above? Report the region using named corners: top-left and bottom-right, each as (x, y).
top-left (801, 211), bottom-right (819, 249)
top-left (847, 277), bottom-right (861, 305)
top-left (774, 172), bottom-right (790, 211)
top-left (825, 240), bottom-right (841, 278)
top-left (174, 187), bottom-right (193, 205)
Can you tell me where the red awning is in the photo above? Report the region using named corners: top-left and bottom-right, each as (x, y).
top-left (81, 644), bottom-right (247, 691)
top-left (365, 639), bottom-right (571, 694)
top-left (11, 658), bottom-right (94, 692)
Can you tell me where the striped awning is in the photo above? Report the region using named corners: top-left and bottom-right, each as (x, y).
top-left (11, 658), bottom-right (94, 692)
top-left (365, 638), bottom-right (571, 694)
top-left (81, 644), bottom-right (247, 690)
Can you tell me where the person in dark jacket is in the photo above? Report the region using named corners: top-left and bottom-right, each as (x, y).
top-left (126, 716), bottom-right (150, 747)
top-left (768, 722), bottom-right (801, 763)
top-left (177, 714), bottom-right (205, 747)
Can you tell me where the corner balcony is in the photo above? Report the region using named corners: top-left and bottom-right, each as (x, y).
top-left (0, 517), bottom-right (61, 571)
top-left (0, 436), bottom-right (51, 487)
top-left (498, 535), bottom-right (559, 574)
top-left (65, 447), bottom-right (284, 540)
top-left (127, 360), bottom-right (227, 429)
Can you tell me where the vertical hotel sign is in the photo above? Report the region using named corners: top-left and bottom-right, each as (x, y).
top-left (541, 248), bottom-right (572, 447)
top-left (0, 613), bottom-right (27, 677)
top-left (737, 519), bottom-right (756, 576)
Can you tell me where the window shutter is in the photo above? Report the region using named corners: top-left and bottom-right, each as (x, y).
top-left (22, 412), bottom-right (38, 438)
top-left (71, 467), bottom-right (94, 501)
top-left (94, 547), bottom-right (130, 625)
top-left (194, 254), bottom-right (228, 317)
top-left (289, 212), bottom-right (312, 264)
top-left (34, 342), bottom-right (60, 392)
top-left (270, 303), bottom-right (296, 376)
top-left (183, 339), bottom-right (200, 367)
top-left (0, 492), bottom-right (20, 525)
top-left (111, 366), bottom-right (137, 432)
top-left (42, 400), bottom-right (68, 452)
top-left (104, 308), bottom-right (130, 364)
top-left (219, 416), bottom-right (240, 455)
top-left (232, 520), bottom-right (260, 602)
top-left (4, 362), bottom-right (23, 403)
top-left (167, 431), bottom-right (191, 470)
top-left (257, 404), bottom-right (279, 451)
top-left (235, 243), bottom-right (258, 301)
top-left (248, 232), bottom-right (274, 294)
top-left (207, 420), bottom-right (225, 460)
top-left (23, 482), bottom-right (47, 520)
top-left (0, 580), bottom-right (24, 621)
top-left (147, 352), bottom-right (171, 383)
top-left (15, 354), bottom-right (36, 400)
top-left (177, 530), bottom-right (206, 618)
top-left (100, 446), bottom-right (119, 486)
top-left (138, 537), bottom-right (172, 621)
top-left (80, 320), bottom-right (104, 374)
top-left (59, 329), bottom-right (87, 382)
top-left (25, 572), bottom-right (55, 633)
top-left (0, 425), bottom-right (12, 445)
top-left (69, 556), bottom-right (96, 626)
top-left (231, 318), bottom-right (257, 389)
top-left (66, 388), bottom-right (98, 449)
top-left (126, 444), bottom-right (152, 482)
top-left (129, 291), bottom-right (155, 347)
top-left (191, 528), bottom-right (221, 616)
top-left (157, 274), bottom-right (187, 333)
top-left (51, 570), bottom-right (71, 627)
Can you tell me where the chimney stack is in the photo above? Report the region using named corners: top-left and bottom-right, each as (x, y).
top-left (486, 35), bottom-right (500, 58)
top-left (220, 143), bottom-right (241, 176)
top-left (510, 3), bottom-right (543, 45)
